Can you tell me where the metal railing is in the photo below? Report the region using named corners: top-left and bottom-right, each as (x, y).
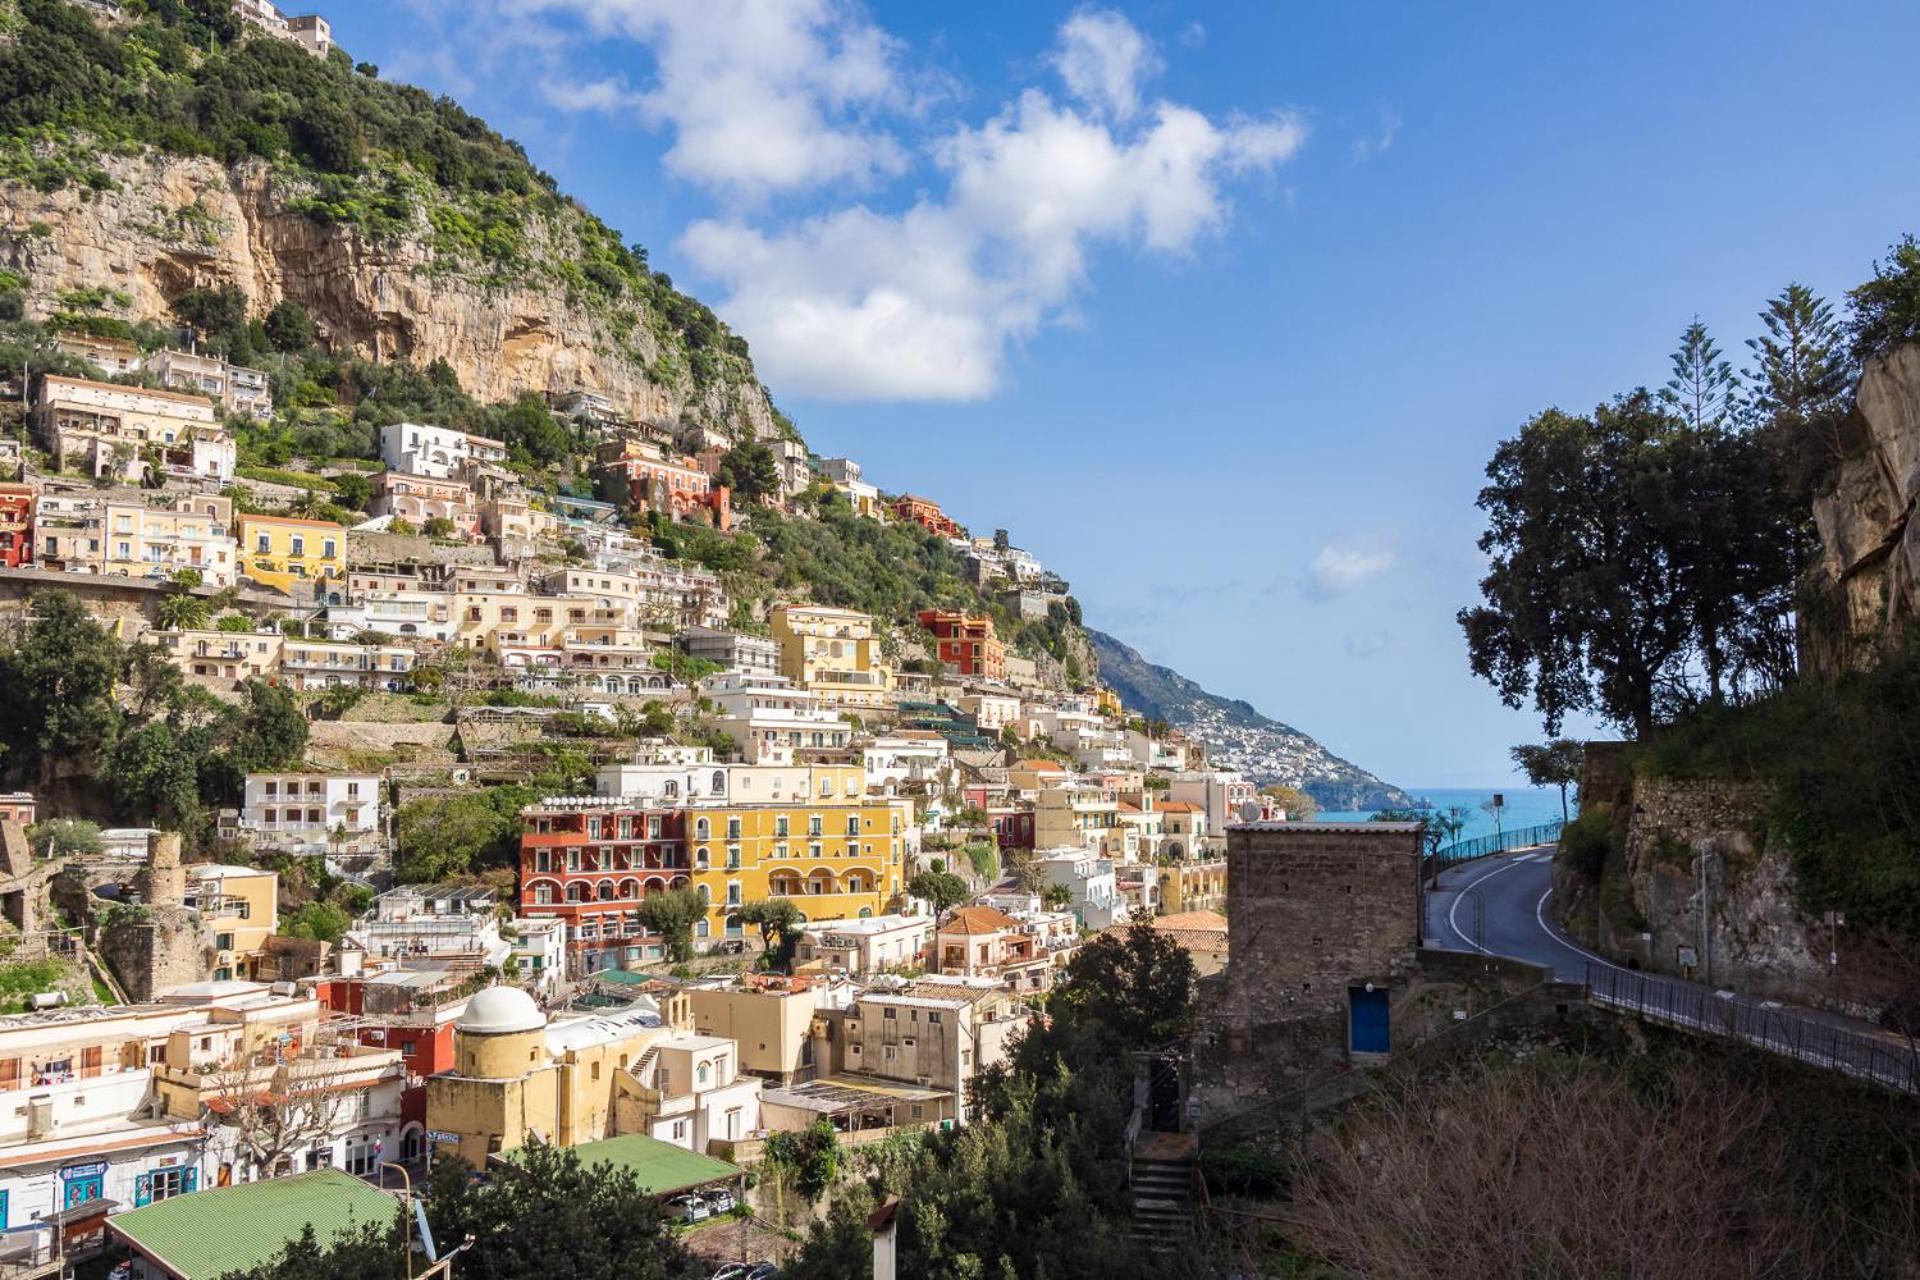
top-left (1433, 818), bottom-right (1564, 865)
top-left (1586, 962), bottom-right (1918, 1095)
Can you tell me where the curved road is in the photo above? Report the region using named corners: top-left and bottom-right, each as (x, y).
top-left (1426, 848), bottom-right (1919, 1094)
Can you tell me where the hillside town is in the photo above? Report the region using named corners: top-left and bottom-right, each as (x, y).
top-left (0, 325), bottom-right (1282, 1275)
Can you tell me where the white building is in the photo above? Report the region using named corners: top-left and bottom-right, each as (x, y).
top-left (1166, 770), bottom-right (1260, 831)
top-left (379, 422), bottom-right (510, 480)
top-left (508, 918), bottom-right (567, 996)
top-left (958, 692), bottom-right (1021, 735)
top-left (322, 590), bottom-right (454, 642)
top-left (1038, 848), bottom-right (1124, 929)
top-left (702, 672), bottom-right (851, 765)
top-left (353, 887), bottom-right (505, 965)
top-left (863, 733), bottom-right (952, 793)
top-left (239, 773), bottom-right (381, 854)
top-left (792, 914), bottom-right (933, 977)
top-left (625, 1033), bottom-right (762, 1154)
top-left (679, 626), bottom-right (779, 677)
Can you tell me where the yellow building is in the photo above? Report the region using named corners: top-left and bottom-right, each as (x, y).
top-left (1094, 686), bottom-right (1123, 717)
top-left (186, 864), bottom-right (279, 981)
top-left (237, 514), bottom-right (346, 597)
top-left (425, 985), bottom-right (690, 1167)
top-left (686, 772), bottom-right (906, 939)
top-left (770, 604), bottom-right (894, 709)
top-left (686, 975), bottom-right (824, 1086)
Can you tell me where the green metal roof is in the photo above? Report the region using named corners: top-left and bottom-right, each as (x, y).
top-left (108, 1169), bottom-right (400, 1280)
top-left (507, 1133), bottom-right (739, 1196)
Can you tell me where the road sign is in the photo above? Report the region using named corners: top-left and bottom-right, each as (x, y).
top-left (426, 1130), bottom-right (460, 1144)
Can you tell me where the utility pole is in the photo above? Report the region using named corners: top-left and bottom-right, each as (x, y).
top-left (1698, 849), bottom-right (1713, 987)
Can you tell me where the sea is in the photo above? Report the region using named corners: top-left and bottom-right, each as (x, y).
top-left (1317, 786), bottom-right (1572, 844)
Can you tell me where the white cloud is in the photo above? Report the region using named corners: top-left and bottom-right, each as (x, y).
top-left (1306, 544), bottom-right (1396, 597)
top-left (522, 0), bottom-right (909, 197)
top-left (1350, 108), bottom-right (1401, 164)
top-left (681, 88), bottom-right (1305, 400)
top-left (1052, 8), bottom-right (1162, 121)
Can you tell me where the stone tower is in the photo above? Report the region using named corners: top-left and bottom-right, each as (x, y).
top-left (140, 831), bottom-right (185, 906)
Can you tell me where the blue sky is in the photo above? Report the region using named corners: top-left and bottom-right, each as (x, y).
top-left (334, 2), bottom-right (1920, 787)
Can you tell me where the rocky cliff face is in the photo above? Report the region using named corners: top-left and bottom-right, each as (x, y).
top-left (1804, 344), bottom-right (1920, 674)
top-left (0, 151), bottom-right (777, 437)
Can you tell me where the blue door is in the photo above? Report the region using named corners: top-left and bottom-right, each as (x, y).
top-left (1349, 987), bottom-right (1390, 1054)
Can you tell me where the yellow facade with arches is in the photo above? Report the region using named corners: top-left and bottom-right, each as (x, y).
top-left (685, 793), bottom-right (911, 943)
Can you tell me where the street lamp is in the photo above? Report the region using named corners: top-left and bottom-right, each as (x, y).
top-left (378, 1162), bottom-right (414, 1280)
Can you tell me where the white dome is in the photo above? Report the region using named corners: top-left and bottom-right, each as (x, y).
top-left (457, 985), bottom-right (546, 1035)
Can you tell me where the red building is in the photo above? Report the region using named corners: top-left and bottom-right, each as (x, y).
top-left (893, 494), bottom-right (963, 538)
top-left (518, 801), bottom-right (690, 973)
top-left (0, 484), bottom-right (34, 568)
top-left (305, 975), bottom-right (463, 1158)
top-left (988, 807), bottom-right (1034, 850)
top-left (916, 608), bottom-right (1006, 680)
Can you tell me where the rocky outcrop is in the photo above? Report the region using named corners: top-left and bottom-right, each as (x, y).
top-left (0, 151), bottom-right (777, 437)
top-left (1804, 344), bottom-right (1920, 674)
top-left (1567, 771), bottom-right (1824, 1001)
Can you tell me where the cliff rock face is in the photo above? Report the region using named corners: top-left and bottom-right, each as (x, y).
top-left (0, 152), bottom-right (776, 437)
top-left (1804, 344), bottom-right (1920, 674)
top-left (1566, 770), bottom-right (1823, 1001)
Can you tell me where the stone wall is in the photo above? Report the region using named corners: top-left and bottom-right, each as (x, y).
top-left (1568, 775), bottom-right (1823, 1001)
top-left (1199, 823), bottom-right (1423, 1103)
top-left (99, 907), bottom-right (212, 1002)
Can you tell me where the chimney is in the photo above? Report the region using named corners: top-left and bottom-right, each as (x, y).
top-left (867, 1195), bottom-right (899, 1280)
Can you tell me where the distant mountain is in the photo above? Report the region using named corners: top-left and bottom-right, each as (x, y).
top-left (1089, 629), bottom-right (1411, 811)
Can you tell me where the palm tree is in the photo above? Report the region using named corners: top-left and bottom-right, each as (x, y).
top-left (157, 591), bottom-right (211, 632)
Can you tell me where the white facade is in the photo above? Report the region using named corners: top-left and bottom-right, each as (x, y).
top-left (792, 914), bottom-right (933, 976)
top-left (379, 422), bottom-right (509, 480)
top-left (323, 591), bottom-right (455, 642)
top-left (863, 735), bottom-right (952, 792)
top-left (958, 693), bottom-right (1021, 734)
top-left (509, 918), bottom-right (567, 995)
top-left (1167, 770), bottom-right (1260, 831)
top-left (240, 773), bottom-right (381, 852)
top-left (703, 672), bottom-right (850, 765)
top-left (632, 1034), bottom-right (762, 1153)
top-left (1039, 848), bottom-right (1124, 929)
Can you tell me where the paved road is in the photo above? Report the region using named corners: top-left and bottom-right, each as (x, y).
top-left (1426, 848), bottom-right (1919, 1094)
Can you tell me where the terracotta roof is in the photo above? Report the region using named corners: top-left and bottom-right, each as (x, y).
top-left (1158, 801), bottom-right (1201, 813)
top-left (1015, 759), bottom-right (1065, 772)
top-left (1153, 910), bottom-right (1228, 933)
top-left (940, 906), bottom-right (1020, 935)
top-left (42, 374), bottom-right (218, 410)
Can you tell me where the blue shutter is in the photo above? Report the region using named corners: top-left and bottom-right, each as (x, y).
top-left (134, 1175), bottom-right (151, 1208)
top-left (183, 1168), bottom-right (199, 1194)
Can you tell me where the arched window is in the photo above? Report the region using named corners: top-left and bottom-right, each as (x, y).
top-left (695, 817), bottom-right (710, 839)
top-left (696, 884), bottom-right (711, 905)
top-left (665, 780), bottom-right (679, 797)
top-left (697, 1063), bottom-right (711, 1087)
top-left (711, 770), bottom-right (726, 793)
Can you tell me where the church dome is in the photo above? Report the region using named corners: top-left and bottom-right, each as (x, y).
top-left (456, 984), bottom-right (546, 1035)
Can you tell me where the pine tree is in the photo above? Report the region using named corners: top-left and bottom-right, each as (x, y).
top-left (1746, 283), bottom-right (1854, 486)
top-left (1660, 318), bottom-right (1741, 429)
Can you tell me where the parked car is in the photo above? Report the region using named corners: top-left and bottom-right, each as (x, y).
top-left (709, 1266), bottom-right (752, 1280)
top-left (745, 1264), bottom-right (780, 1280)
top-left (672, 1194), bottom-right (711, 1224)
top-left (705, 1187), bottom-right (738, 1214)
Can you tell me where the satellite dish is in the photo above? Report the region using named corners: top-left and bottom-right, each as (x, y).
top-left (1238, 800), bottom-right (1263, 824)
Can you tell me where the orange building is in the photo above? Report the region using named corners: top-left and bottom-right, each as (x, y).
top-left (894, 494), bottom-right (962, 538)
top-left (917, 608), bottom-right (1006, 680)
top-left (597, 445), bottom-right (731, 530)
top-left (0, 484), bottom-right (32, 569)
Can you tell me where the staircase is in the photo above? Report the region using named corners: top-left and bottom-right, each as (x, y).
top-left (1129, 1131), bottom-right (1197, 1252)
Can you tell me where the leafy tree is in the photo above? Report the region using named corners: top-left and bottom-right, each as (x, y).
top-left (284, 900), bottom-right (351, 944)
top-left (1042, 921), bottom-right (1195, 1054)
top-left (329, 470), bottom-right (373, 511)
top-left (633, 886), bottom-right (705, 963)
top-left (482, 393), bottom-right (571, 468)
top-left (108, 720), bottom-right (202, 827)
top-left (762, 1117), bottom-right (841, 1202)
top-left (1459, 393), bottom-right (1796, 737)
top-left (1375, 803), bottom-right (1470, 860)
top-left (908, 869), bottom-right (969, 912)
top-left (1040, 882), bottom-right (1073, 910)
top-left (221, 1144), bottom-right (694, 1280)
top-left (26, 818), bottom-right (103, 858)
top-left (1257, 783), bottom-right (1318, 820)
top-left (395, 792), bottom-right (516, 882)
top-left (1511, 739), bottom-right (1587, 824)
top-left (1659, 318), bottom-right (1741, 429)
top-left (715, 440), bottom-right (779, 502)
top-left (222, 679), bottom-right (308, 774)
top-left (423, 516), bottom-right (455, 538)
top-left (0, 590), bottom-right (125, 787)
top-left (738, 897), bottom-right (803, 969)
top-left (262, 299), bottom-right (316, 352)
top-left (1847, 233), bottom-right (1920, 364)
